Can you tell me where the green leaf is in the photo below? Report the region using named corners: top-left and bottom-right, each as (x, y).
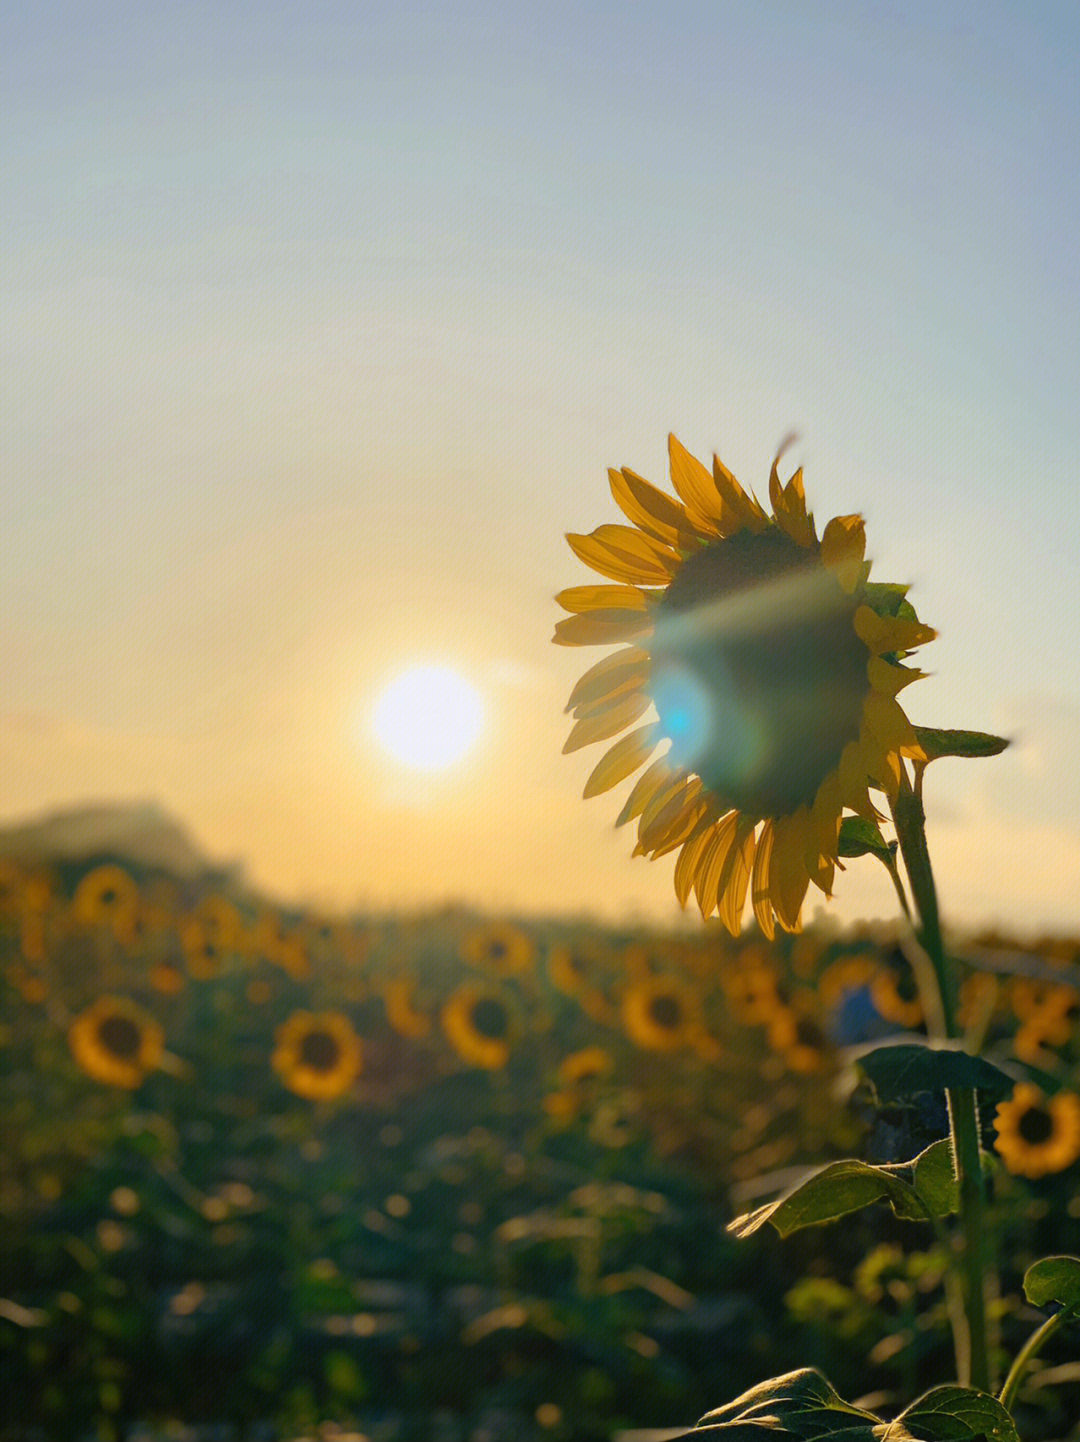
top-left (911, 1139), bottom-right (960, 1217)
top-left (855, 1044), bottom-right (1015, 1104)
top-left (1023, 1256), bottom-right (1080, 1311)
top-left (882, 1385), bottom-right (1019, 1442)
top-left (684, 1369), bottom-right (882, 1440)
top-left (728, 1159), bottom-right (928, 1239)
top-left (913, 728), bottom-right (1010, 762)
top-left (837, 816), bottom-right (896, 863)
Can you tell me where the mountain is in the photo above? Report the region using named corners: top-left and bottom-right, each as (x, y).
top-left (0, 802), bottom-right (240, 882)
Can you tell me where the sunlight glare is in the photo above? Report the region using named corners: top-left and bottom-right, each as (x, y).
top-left (371, 665), bottom-right (484, 771)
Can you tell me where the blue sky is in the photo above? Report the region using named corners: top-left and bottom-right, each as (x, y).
top-left (3, 2), bottom-right (1079, 931)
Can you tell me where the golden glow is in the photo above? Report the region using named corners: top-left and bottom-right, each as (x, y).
top-left (371, 665), bottom-right (484, 771)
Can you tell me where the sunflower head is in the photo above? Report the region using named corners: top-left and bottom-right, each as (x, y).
top-left (69, 996), bottom-right (165, 1089)
top-left (272, 1011), bottom-right (363, 1101)
top-left (555, 436), bottom-right (935, 936)
top-left (994, 1083), bottom-right (1080, 1179)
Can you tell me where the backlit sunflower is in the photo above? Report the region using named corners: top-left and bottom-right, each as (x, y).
top-left (621, 975), bottom-right (701, 1051)
top-left (555, 436), bottom-right (934, 935)
top-left (994, 1083), bottom-right (1080, 1179)
top-left (441, 984), bottom-right (513, 1069)
top-left (68, 996), bottom-right (165, 1089)
top-left (272, 1010), bottom-right (363, 1101)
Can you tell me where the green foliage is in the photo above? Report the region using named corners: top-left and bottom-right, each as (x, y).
top-left (881, 1386), bottom-right (1019, 1442)
top-left (855, 1045), bottom-right (1015, 1105)
top-left (1022, 1256), bottom-right (1080, 1311)
top-left (912, 729), bottom-right (1010, 763)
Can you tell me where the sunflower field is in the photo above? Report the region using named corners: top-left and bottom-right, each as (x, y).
top-left (3, 854), bottom-right (1080, 1442)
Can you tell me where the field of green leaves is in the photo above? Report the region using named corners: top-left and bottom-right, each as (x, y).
top-left (2, 855), bottom-right (1079, 1442)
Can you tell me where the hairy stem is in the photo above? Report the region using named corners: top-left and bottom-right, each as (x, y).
top-left (890, 766), bottom-right (990, 1392)
top-left (999, 1306), bottom-right (1078, 1413)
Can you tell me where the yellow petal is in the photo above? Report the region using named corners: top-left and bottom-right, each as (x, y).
top-left (863, 692), bottom-right (919, 753)
top-left (820, 514), bottom-right (866, 592)
top-left (615, 755), bottom-right (680, 827)
top-left (820, 514), bottom-right (866, 569)
top-left (674, 813), bottom-right (720, 908)
top-left (712, 454), bottom-right (768, 534)
top-left (716, 821), bottom-right (756, 935)
top-left (640, 793), bottom-right (711, 859)
top-left (566, 648), bottom-right (649, 712)
top-left (768, 810), bottom-right (812, 933)
top-left (562, 691), bottom-right (653, 753)
top-left (750, 819), bottom-right (776, 940)
top-left (769, 452), bottom-right (816, 548)
top-left (583, 724), bottom-right (662, 798)
top-left (693, 811), bottom-right (740, 919)
top-left (668, 435), bottom-right (724, 534)
top-left (555, 584), bottom-right (651, 613)
top-left (854, 606), bottom-right (937, 656)
top-left (636, 778), bottom-right (704, 852)
top-left (553, 609), bottom-right (654, 646)
top-left (867, 656), bottom-right (924, 696)
top-left (609, 467), bottom-right (701, 550)
top-left (567, 526), bottom-right (678, 585)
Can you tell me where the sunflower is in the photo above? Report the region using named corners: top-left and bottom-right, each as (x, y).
top-left (68, 996), bottom-right (165, 1089)
top-left (462, 922), bottom-right (534, 976)
top-left (869, 963), bottom-right (924, 1030)
top-left (546, 943), bottom-right (611, 1020)
top-left (557, 1045), bottom-right (614, 1087)
top-left (554, 435), bottom-right (934, 936)
top-left (179, 919), bottom-right (227, 981)
top-left (382, 976), bottom-right (432, 1038)
top-left (620, 975), bottom-right (701, 1051)
top-left (993, 1083), bottom-right (1080, 1179)
top-left (767, 1004), bottom-right (830, 1074)
top-left (441, 984), bottom-right (513, 1069)
top-left (271, 1010), bottom-right (362, 1101)
top-left (72, 864), bottom-right (140, 944)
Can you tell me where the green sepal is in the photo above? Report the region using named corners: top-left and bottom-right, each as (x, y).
top-left (727, 1158), bottom-right (929, 1239)
top-left (863, 583), bottom-right (918, 623)
top-left (837, 816), bottom-right (896, 863)
top-left (913, 728), bottom-right (1010, 762)
top-left (855, 1043), bottom-right (1015, 1104)
top-left (880, 1385), bottom-right (1019, 1442)
top-left (1023, 1256), bottom-right (1080, 1311)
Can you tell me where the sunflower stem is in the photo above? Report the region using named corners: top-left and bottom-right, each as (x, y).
top-left (890, 767), bottom-right (991, 1393)
top-left (999, 1305), bottom-right (1078, 1413)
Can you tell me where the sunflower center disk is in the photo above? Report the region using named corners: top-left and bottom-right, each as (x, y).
top-left (650, 530), bottom-right (869, 815)
top-left (1017, 1106), bottom-right (1055, 1146)
top-left (98, 1015), bottom-right (142, 1059)
top-left (471, 999), bottom-right (509, 1040)
top-left (300, 1031), bottom-right (341, 1073)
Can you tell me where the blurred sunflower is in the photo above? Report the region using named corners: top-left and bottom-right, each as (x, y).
top-left (721, 949), bottom-right (784, 1026)
top-left (462, 922), bottom-right (534, 975)
top-left (546, 943), bottom-right (611, 1020)
top-left (180, 919), bottom-right (226, 981)
top-left (557, 1046), bottom-right (615, 1087)
top-left (621, 975), bottom-right (701, 1051)
top-left (869, 963), bottom-right (924, 1030)
top-left (994, 1083), bottom-right (1080, 1179)
top-left (149, 961), bottom-right (186, 996)
top-left (192, 893), bottom-right (243, 953)
top-left (72, 864), bottom-right (140, 944)
top-left (767, 1004), bottom-right (830, 1074)
top-left (382, 977), bottom-right (432, 1038)
top-left (555, 435), bottom-right (934, 936)
top-left (441, 985), bottom-right (513, 1069)
top-left (272, 1011), bottom-right (362, 1101)
top-left (68, 996), bottom-right (165, 1089)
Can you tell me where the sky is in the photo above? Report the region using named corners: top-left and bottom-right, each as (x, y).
top-left (3, 1), bottom-right (1080, 935)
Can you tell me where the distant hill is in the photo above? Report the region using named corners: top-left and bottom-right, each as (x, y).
top-left (0, 802), bottom-right (241, 882)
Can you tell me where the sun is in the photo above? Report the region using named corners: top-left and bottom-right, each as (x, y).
top-left (371, 665), bottom-right (485, 771)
